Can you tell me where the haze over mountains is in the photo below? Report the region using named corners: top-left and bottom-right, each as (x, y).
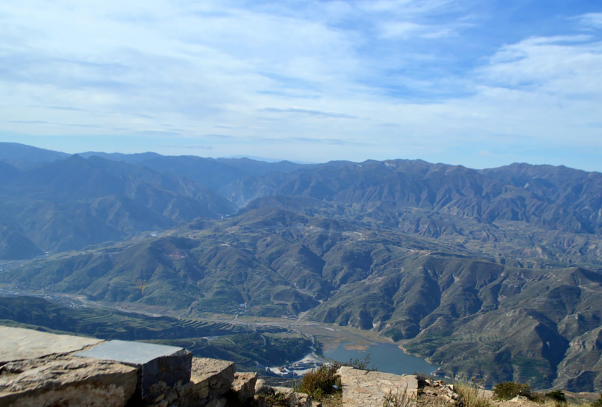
top-left (1, 142), bottom-right (602, 391)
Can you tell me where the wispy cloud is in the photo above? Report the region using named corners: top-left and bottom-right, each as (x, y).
top-left (259, 107), bottom-right (358, 119)
top-left (576, 13), bottom-right (602, 29)
top-left (477, 35), bottom-right (602, 96)
top-left (0, 1), bottom-right (601, 170)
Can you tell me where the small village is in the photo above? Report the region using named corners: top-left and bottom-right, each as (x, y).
top-left (267, 354), bottom-right (329, 378)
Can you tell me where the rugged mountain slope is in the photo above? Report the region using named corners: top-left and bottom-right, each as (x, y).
top-left (223, 160), bottom-right (602, 235)
top-left (310, 252), bottom-right (602, 388)
top-left (3, 204), bottom-right (602, 389)
top-left (2, 144), bottom-right (602, 390)
top-left (0, 155), bottom-right (236, 255)
top-left (0, 224), bottom-right (43, 260)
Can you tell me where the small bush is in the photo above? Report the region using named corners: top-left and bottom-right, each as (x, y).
top-left (493, 381), bottom-right (531, 400)
top-left (591, 394), bottom-right (602, 407)
top-left (298, 364), bottom-right (341, 401)
top-left (527, 392), bottom-right (547, 403)
top-left (546, 390), bottom-right (566, 403)
top-left (344, 353), bottom-right (376, 371)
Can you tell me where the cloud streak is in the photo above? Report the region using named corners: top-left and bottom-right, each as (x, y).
top-left (259, 108), bottom-right (358, 119)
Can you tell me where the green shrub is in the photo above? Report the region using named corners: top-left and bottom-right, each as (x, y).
top-left (298, 364), bottom-right (341, 400)
top-left (591, 394), bottom-right (602, 407)
top-left (546, 390), bottom-right (566, 403)
top-left (493, 381), bottom-right (531, 400)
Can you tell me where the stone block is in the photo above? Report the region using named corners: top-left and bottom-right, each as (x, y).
top-left (0, 326), bottom-right (103, 364)
top-left (191, 357), bottom-right (235, 395)
top-left (177, 358), bottom-right (236, 407)
top-left (75, 340), bottom-right (192, 402)
top-left (255, 378), bottom-right (268, 394)
top-left (230, 372), bottom-right (258, 403)
top-left (0, 355), bottom-right (137, 407)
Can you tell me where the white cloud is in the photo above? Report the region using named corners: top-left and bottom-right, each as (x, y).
top-left (576, 13), bottom-right (602, 29)
top-left (477, 35), bottom-right (602, 96)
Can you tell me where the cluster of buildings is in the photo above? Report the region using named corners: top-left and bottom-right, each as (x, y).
top-left (267, 359), bottom-right (325, 377)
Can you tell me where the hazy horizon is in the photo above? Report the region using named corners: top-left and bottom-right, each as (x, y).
top-left (5, 140), bottom-right (602, 173)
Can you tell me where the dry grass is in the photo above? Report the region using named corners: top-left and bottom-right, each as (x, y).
top-left (383, 386), bottom-right (416, 407)
top-left (454, 379), bottom-right (493, 407)
top-left (320, 392), bottom-right (343, 407)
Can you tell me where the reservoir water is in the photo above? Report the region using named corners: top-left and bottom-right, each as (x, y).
top-left (324, 342), bottom-right (437, 375)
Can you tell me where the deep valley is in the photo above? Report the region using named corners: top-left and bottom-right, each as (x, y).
top-left (1, 142), bottom-right (602, 391)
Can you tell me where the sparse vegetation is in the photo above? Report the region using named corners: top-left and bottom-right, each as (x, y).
top-left (591, 394), bottom-right (602, 407)
top-left (298, 364), bottom-right (342, 401)
top-left (383, 386), bottom-right (415, 407)
top-left (493, 381), bottom-right (531, 400)
top-left (344, 353), bottom-right (376, 371)
top-left (262, 389), bottom-right (290, 406)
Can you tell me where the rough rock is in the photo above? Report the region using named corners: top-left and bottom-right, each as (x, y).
top-left (271, 387), bottom-right (313, 407)
top-left (339, 366), bottom-right (418, 407)
top-left (255, 379), bottom-right (269, 395)
top-left (171, 358), bottom-right (236, 407)
top-left (418, 379), bottom-right (458, 406)
top-left (0, 326), bottom-right (103, 364)
top-left (0, 355), bottom-right (137, 407)
top-left (231, 372), bottom-right (258, 403)
top-left (75, 339), bottom-right (192, 402)
top-left (191, 358), bottom-right (236, 395)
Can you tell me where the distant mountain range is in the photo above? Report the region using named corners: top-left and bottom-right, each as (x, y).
top-left (1, 142), bottom-right (602, 391)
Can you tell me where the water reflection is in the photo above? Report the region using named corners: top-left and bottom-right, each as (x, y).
top-left (324, 342), bottom-right (437, 375)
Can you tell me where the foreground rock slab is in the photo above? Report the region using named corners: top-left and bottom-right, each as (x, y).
top-left (0, 355), bottom-right (137, 407)
top-left (75, 340), bottom-right (192, 403)
top-left (339, 366), bottom-right (418, 407)
top-left (0, 326), bottom-right (102, 363)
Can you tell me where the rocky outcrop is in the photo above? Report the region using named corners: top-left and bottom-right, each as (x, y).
top-left (0, 355), bottom-right (138, 407)
top-left (338, 366), bottom-right (418, 407)
top-left (554, 326), bottom-right (602, 392)
top-left (75, 339), bottom-right (193, 404)
top-left (0, 327), bottom-right (289, 407)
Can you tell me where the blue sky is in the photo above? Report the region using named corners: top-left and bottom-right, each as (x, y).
top-left (1, 0), bottom-right (602, 170)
